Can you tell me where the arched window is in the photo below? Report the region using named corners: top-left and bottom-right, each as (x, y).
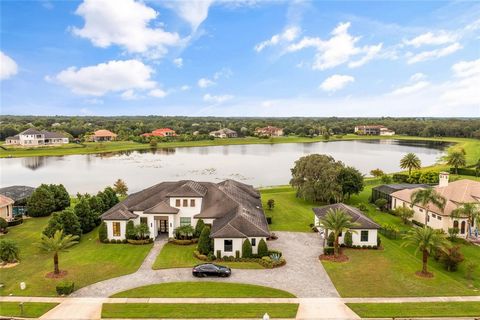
top-left (460, 221), bottom-right (466, 234)
top-left (453, 220), bottom-right (459, 229)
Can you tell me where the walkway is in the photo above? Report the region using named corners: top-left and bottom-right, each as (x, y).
top-left (72, 232), bottom-right (338, 298)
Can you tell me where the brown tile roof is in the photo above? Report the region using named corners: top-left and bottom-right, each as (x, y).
top-left (144, 201), bottom-right (179, 214)
top-left (0, 194), bottom-right (15, 208)
top-left (313, 203), bottom-right (381, 229)
top-left (93, 129), bottom-right (117, 137)
top-left (391, 179), bottom-right (480, 216)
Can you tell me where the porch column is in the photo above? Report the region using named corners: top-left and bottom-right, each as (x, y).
top-left (168, 215), bottom-right (174, 238)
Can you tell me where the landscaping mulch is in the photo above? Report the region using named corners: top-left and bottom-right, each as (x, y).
top-left (415, 271), bottom-right (434, 278)
top-left (45, 270), bottom-right (68, 278)
top-left (319, 254), bottom-right (349, 262)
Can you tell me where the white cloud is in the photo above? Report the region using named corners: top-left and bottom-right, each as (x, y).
top-left (404, 31), bottom-right (458, 47)
top-left (72, 0), bottom-right (180, 58)
top-left (149, 88), bottom-right (168, 98)
top-left (167, 0), bottom-right (213, 31)
top-left (254, 26), bottom-right (301, 52)
top-left (50, 59), bottom-right (156, 96)
top-left (198, 78), bottom-right (215, 88)
top-left (451, 58), bottom-right (480, 78)
top-left (441, 58), bottom-right (480, 107)
top-left (319, 75), bottom-right (355, 92)
top-left (407, 42), bottom-right (462, 64)
top-left (0, 51), bottom-right (18, 80)
top-left (410, 73), bottom-right (427, 82)
top-left (391, 81), bottom-right (430, 95)
top-left (173, 58), bottom-right (183, 68)
top-left (180, 85), bottom-right (191, 91)
top-left (287, 22), bottom-right (383, 70)
top-left (121, 89), bottom-right (139, 100)
top-left (203, 93), bottom-right (233, 104)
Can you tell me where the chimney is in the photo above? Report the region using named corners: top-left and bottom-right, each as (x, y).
top-left (439, 172), bottom-right (449, 187)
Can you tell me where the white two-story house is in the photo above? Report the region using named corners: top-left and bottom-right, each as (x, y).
top-left (5, 128), bottom-right (69, 146)
top-left (101, 180), bottom-right (270, 256)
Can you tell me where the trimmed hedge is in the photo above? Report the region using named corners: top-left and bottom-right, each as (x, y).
top-left (7, 217), bottom-right (23, 227)
top-left (449, 167), bottom-right (479, 176)
top-left (323, 247), bottom-right (335, 255)
top-left (56, 281), bottom-right (74, 295)
top-left (127, 239), bottom-right (153, 245)
top-left (169, 238), bottom-right (198, 245)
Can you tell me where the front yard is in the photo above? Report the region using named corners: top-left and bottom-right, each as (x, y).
top-left (0, 217), bottom-right (152, 296)
top-left (0, 302), bottom-right (58, 318)
top-left (152, 243), bottom-right (264, 269)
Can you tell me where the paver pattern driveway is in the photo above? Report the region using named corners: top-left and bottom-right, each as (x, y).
top-left (72, 231), bottom-right (338, 298)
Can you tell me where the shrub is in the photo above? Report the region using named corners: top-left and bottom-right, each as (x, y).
top-left (392, 207), bottom-right (414, 224)
top-left (193, 250), bottom-right (208, 261)
top-left (43, 209), bottom-right (82, 238)
top-left (7, 217), bottom-right (23, 227)
top-left (0, 218), bottom-right (8, 233)
top-left (268, 249), bottom-right (282, 258)
top-left (392, 173), bottom-right (409, 183)
top-left (266, 216), bottom-right (272, 224)
top-left (448, 227), bottom-right (459, 242)
top-left (323, 247), bottom-right (334, 255)
top-left (174, 225), bottom-right (195, 240)
top-left (267, 199), bottom-right (275, 210)
top-left (197, 226), bottom-right (212, 255)
top-left (270, 253), bottom-right (281, 262)
top-left (377, 236), bottom-right (381, 247)
top-left (381, 175), bottom-right (392, 184)
top-left (235, 250), bottom-right (240, 259)
top-left (52, 184), bottom-right (70, 211)
top-left (257, 239), bottom-right (268, 257)
top-left (465, 261), bottom-right (477, 281)
top-left (412, 220), bottom-right (424, 227)
top-left (440, 245), bottom-right (465, 272)
top-left (357, 203), bottom-right (367, 211)
top-left (207, 252), bottom-right (216, 261)
top-left (327, 232), bottom-right (335, 247)
top-left (98, 222), bottom-right (108, 243)
top-left (125, 221), bottom-right (135, 240)
top-left (375, 198), bottom-right (388, 211)
top-left (194, 219), bottom-right (205, 238)
top-left (74, 196), bottom-right (97, 234)
top-left (56, 281), bottom-right (74, 295)
top-left (362, 245), bottom-right (367, 249)
top-left (242, 239), bottom-right (253, 258)
top-left (344, 231), bottom-right (353, 248)
top-left (27, 184), bottom-right (56, 217)
top-left (0, 239), bottom-right (19, 263)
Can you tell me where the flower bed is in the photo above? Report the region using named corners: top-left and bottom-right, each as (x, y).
top-left (127, 239), bottom-right (153, 245)
top-left (193, 250), bottom-right (286, 269)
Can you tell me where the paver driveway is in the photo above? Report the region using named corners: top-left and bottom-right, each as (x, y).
top-left (72, 231), bottom-right (338, 298)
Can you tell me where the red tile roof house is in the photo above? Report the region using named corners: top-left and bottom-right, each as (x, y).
top-left (254, 126), bottom-right (284, 137)
top-left (89, 129), bottom-right (118, 142)
top-left (142, 128), bottom-right (177, 137)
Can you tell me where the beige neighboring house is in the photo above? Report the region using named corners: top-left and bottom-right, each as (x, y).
top-left (354, 125), bottom-right (395, 136)
top-left (209, 128), bottom-right (238, 138)
top-left (390, 172), bottom-right (480, 238)
top-left (255, 126), bottom-right (283, 137)
top-left (89, 129), bottom-right (118, 142)
top-left (0, 195), bottom-right (15, 222)
top-left (5, 128), bottom-right (69, 146)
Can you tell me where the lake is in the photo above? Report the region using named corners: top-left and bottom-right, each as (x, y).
top-left (0, 139), bottom-right (448, 194)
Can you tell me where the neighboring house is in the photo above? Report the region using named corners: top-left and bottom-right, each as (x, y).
top-left (5, 128), bottom-right (69, 146)
top-left (372, 183), bottom-right (430, 208)
top-left (354, 125), bottom-right (395, 136)
top-left (89, 130), bottom-right (117, 142)
top-left (390, 173), bottom-right (480, 238)
top-left (209, 128), bottom-right (238, 138)
top-left (255, 126), bottom-right (283, 137)
top-left (313, 203), bottom-right (380, 247)
top-left (142, 128), bottom-right (176, 137)
top-left (100, 180), bottom-right (270, 257)
top-left (0, 185), bottom-right (36, 217)
top-left (0, 195), bottom-right (15, 222)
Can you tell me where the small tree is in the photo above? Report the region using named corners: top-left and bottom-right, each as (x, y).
top-left (370, 168), bottom-right (385, 178)
top-left (39, 230), bottom-right (79, 275)
top-left (327, 232), bottom-right (335, 247)
top-left (465, 261), bottom-right (477, 282)
top-left (446, 150), bottom-right (466, 174)
top-left (43, 209), bottom-right (82, 238)
top-left (0, 239), bottom-right (20, 263)
top-left (27, 184), bottom-right (56, 217)
top-left (337, 166), bottom-right (364, 200)
top-left (134, 224), bottom-right (150, 240)
top-left (98, 222), bottom-right (108, 243)
top-left (257, 239), bottom-right (268, 257)
top-left (400, 153), bottom-right (421, 176)
top-left (125, 221), bottom-right (135, 240)
top-left (0, 217), bottom-right (8, 233)
top-left (447, 227), bottom-right (459, 242)
top-left (51, 184), bottom-right (70, 211)
top-left (392, 207), bottom-right (414, 224)
top-left (174, 225), bottom-right (195, 240)
top-left (381, 175), bottom-right (392, 184)
top-left (113, 179), bottom-right (128, 197)
top-left (375, 198), bottom-right (388, 211)
top-left (194, 219), bottom-right (205, 238)
top-left (267, 199), bottom-right (275, 210)
top-left (75, 197), bottom-right (97, 234)
top-left (197, 226), bottom-right (211, 255)
top-left (440, 245), bottom-right (464, 272)
top-left (344, 231), bottom-right (353, 248)
top-left (149, 139), bottom-right (158, 148)
top-left (242, 238), bottom-right (253, 258)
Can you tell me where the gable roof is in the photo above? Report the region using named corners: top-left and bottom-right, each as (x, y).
top-left (93, 129), bottom-right (117, 137)
top-left (43, 131), bottom-right (67, 139)
top-left (0, 194), bottom-right (15, 208)
top-left (313, 203), bottom-right (380, 229)
top-left (166, 181), bottom-right (208, 197)
top-left (20, 128), bottom-right (44, 135)
top-left (391, 179), bottom-right (480, 216)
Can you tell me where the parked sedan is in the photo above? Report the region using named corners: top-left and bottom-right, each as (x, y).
top-left (192, 263), bottom-right (232, 277)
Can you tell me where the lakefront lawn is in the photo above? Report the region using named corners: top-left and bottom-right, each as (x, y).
top-left (0, 217), bottom-right (152, 296)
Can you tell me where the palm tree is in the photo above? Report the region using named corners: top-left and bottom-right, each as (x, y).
top-left (451, 203), bottom-right (480, 239)
top-left (402, 227), bottom-right (449, 276)
top-left (38, 230), bottom-right (79, 275)
top-left (400, 153), bottom-right (421, 175)
top-left (446, 150), bottom-right (466, 174)
top-left (411, 188), bottom-right (446, 225)
top-left (318, 208), bottom-right (358, 256)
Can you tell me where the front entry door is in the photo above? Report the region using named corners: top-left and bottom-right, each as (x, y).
top-left (159, 219), bottom-right (168, 233)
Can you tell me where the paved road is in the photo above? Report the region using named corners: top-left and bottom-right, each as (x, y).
top-left (72, 231), bottom-right (339, 298)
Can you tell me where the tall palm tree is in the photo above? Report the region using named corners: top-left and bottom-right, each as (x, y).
top-left (411, 188), bottom-right (446, 225)
top-left (400, 153), bottom-right (421, 175)
top-left (446, 150), bottom-right (466, 174)
top-left (318, 208), bottom-right (358, 256)
top-left (451, 203), bottom-right (480, 239)
top-left (38, 230), bottom-right (79, 275)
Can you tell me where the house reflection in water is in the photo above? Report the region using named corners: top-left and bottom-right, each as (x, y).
top-left (21, 157), bottom-right (46, 170)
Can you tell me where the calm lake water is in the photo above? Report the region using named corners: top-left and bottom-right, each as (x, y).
top-left (0, 140), bottom-right (448, 194)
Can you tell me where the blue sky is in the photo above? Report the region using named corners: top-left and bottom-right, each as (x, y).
top-left (1, 0), bottom-right (479, 117)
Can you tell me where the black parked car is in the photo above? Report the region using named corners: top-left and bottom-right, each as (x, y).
top-left (192, 263), bottom-right (232, 277)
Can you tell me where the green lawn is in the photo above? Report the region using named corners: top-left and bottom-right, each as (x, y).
top-left (102, 303), bottom-right (299, 319)
top-left (152, 243), bottom-right (263, 270)
top-left (111, 282), bottom-right (295, 298)
top-left (347, 302), bottom-right (480, 318)
top-left (0, 302), bottom-right (58, 318)
top-left (0, 217), bottom-right (152, 296)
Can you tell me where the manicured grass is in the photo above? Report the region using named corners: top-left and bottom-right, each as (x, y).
top-left (347, 302), bottom-right (480, 318)
top-left (111, 282), bottom-right (295, 298)
top-left (0, 217), bottom-right (152, 296)
top-left (152, 243), bottom-right (263, 270)
top-left (102, 303), bottom-right (299, 319)
top-left (0, 302), bottom-right (58, 318)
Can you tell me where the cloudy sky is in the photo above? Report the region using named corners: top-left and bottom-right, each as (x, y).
top-left (1, 0), bottom-right (479, 117)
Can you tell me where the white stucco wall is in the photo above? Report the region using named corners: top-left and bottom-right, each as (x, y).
top-left (106, 220), bottom-right (127, 240)
top-left (213, 237), bottom-right (267, 257)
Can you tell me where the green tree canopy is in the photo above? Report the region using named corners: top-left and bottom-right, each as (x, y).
top-left (27, 184), bottom-right (56, 217)
top-left (43, 209), bottom-right (82, 238)
top-left (337, 166), bottom-right (364, 200)
top-left (74, 196), bottom-right (97, 234)
top-left (197, 226), bottom-right (212, 255)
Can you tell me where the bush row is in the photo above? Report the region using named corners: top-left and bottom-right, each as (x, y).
top-left (169, 238), bottom-right (198, 245)
top-left (56, 281), bottom-right (74, 295)
top-left (193, 250), bottom-right (286, 269)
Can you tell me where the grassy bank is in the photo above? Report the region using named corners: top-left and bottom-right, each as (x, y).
top-left (111, 282), bottom-right (295, 298)
top-left (1, 135), bottom-right (477, 159)
top-left (101, 303), bottom-right (299, 319)
top-left (0, 302), bottom-right (58, 318)
top-left (347, 301), bottom-right (480, 318)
